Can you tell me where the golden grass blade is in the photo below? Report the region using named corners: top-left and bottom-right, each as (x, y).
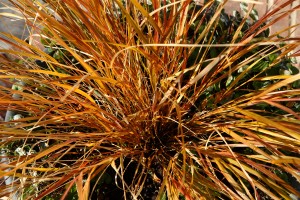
top-left (233, 107), bottom-right (300, 140)
top-left (214, 159), bottom-right (249, 200)
top-left (1, 140), bottom-right (72, 177)
top-left (130, 0), bottom-right (163, 35)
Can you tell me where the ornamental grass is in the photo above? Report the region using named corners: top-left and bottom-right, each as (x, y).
top-left (0, 0), bottom-right (300, 199)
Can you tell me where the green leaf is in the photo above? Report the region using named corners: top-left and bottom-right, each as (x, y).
top-left (226, 75), bottom-right (234, 87)
top-left (250, 8), bottom-right (259, 21)
top-left (268, 53), bottom-right (277, 62)
top-left (240, 2), bottom-right (248, 14)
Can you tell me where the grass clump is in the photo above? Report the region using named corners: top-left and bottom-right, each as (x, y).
top-left (1, 0), bottom-right (300, 199)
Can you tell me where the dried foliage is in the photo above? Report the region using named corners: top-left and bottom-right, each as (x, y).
top-left (1, 0), bottom-right (300, 199)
